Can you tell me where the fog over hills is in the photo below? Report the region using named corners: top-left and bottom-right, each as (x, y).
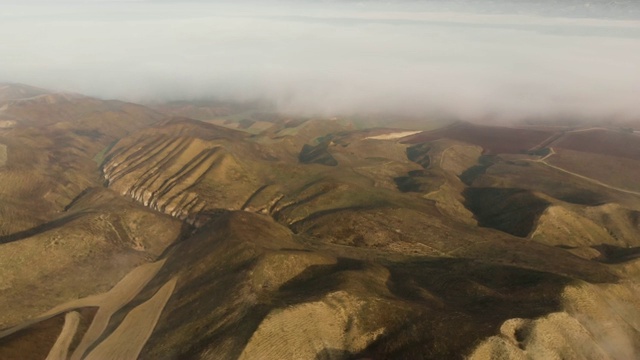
top-left (1, 0), bottom-right (639, 122)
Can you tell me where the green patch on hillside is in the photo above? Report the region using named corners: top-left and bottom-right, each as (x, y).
top-left (93, 141), bottom-right (117, 166)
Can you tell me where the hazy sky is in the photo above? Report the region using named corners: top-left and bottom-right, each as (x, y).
top-left (1, 1), bottom-right (640, 121)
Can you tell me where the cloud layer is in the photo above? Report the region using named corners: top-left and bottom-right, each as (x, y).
top-left (1, 1), bottom-right (639, 122)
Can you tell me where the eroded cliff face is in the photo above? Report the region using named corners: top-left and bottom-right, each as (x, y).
top-left (101, 119), bottom-right (265, 222)
top-left (104, 136), bottom-right (240, 218)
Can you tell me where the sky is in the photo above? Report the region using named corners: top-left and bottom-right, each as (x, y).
top-left (1, 0), bottom-right (640, 122)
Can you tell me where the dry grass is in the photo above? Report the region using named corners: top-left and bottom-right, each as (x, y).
top-left (403, 122), bottom-right (555, 154)
top-left (554, 129), bottom-right (640, 161)
top-left (0, 188), bottom-right (182, 329)
top-left (547, 148), bottom-right (640, 192)
top-left (0, 143), bottom-right (6, 167)
top-left (0, 314), bottom-right (65, 360)
top-left (238, 291), bottom-right (383, 360)
top-left (469, 280), bottom-right (640, 359)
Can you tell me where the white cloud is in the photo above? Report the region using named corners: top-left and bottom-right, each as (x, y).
top-left (1, 1), bottom-right (639, 121)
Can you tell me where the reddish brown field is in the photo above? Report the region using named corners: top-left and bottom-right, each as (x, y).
top-left (547, 149), bottom-right (640, 192)
top-left (402, 122), bottom-right (556, 154)
top-left (553, 129), bottom-right (640, 161)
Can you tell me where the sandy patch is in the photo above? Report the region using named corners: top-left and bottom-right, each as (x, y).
top-left (45, 311), bottom-right (80, 360)
top-left (85, 277), bottom-right (177, 360)
top-left (0, 120), bottom-right (15, 129)
top-left (365, 131), bottom-right (421, 140)
top-left (69, 259), bottom-right (167, 360)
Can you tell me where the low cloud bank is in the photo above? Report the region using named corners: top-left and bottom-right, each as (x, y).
top-left (1, 1), bottom-right (639, 122)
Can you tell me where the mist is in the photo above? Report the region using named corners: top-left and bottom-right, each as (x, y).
top-left (1, 0), bottom-right (640, 122)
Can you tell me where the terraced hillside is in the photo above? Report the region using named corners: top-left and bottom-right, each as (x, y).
top-left (1, 85), bottom-right (640, 359)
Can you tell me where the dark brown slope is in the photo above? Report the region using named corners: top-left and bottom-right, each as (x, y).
top-left (403, 122), bottom-right (556, 154)
top-left (553, 129), bottom-right (640, 161)
top-left (463, 188), bottom-right (550, 237)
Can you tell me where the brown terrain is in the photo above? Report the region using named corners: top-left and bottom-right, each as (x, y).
top-left (0, 83), bottom-right (639, 359)
top-left (402, 122), bottom-right (556, 154)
